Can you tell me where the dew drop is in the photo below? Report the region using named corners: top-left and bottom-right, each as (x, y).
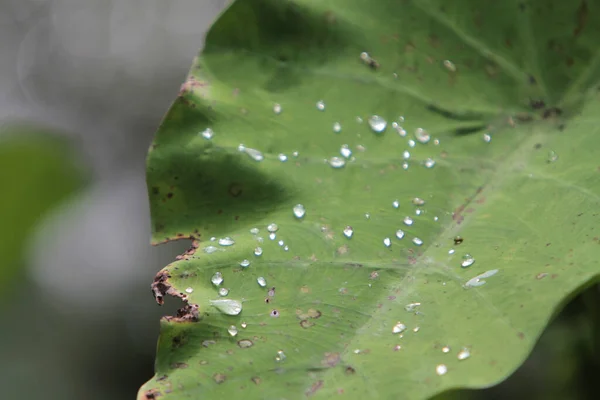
top-left (412, 237), bottom-right (423, 246)
top-left (211, 272), bottom-right (224, 286)
top-left (254, 247), bottom-right (263, 256)
top-left (278, 153), bottom-right (288, 162)
top-left (228, 325), bottom-right (238, 337)
top-left (250, 227), bottom-right (259, 235)
top-left (343, 226), bottom-right (354, 238)
top-left (442, 346), bottom-right (451, 353)
top-left (392, 200), bottom-right (400, 209)
top-left (403, 150), bottom-right (411, 160)
top-left (267, 223), bottom-right (279, 233)
top-left (448, 248), bottom-right (455, 254)
top-left (333, 122), bottom-right (342, 133)
top-left (185, 287), bottom-right (193, 294)
top-left (219, 287), bottom-right (229, 297)
top-left (237, 144), bottom-right (246, 152)
top-left (292, 151), bottom-right (299, 157)
top-left (414, 128), bottom-right (431, 144)
top-left (461, 254), bottom-right (475, 268)
top-left (201, 128), bottom-right (214, 140)
top-left (383, 237), bottom-right (392, 248)
top-left (316, 100), bottom-right (326, 111)
top-left (408, 139), bottom-right (416, 148)
top-left (340, 144), bottom-right (352, 158)
top-left (404, 302), bottom-right (421, 312)
top-left (275, 350), bottom-right (286, 362)
top-left (269, 232), bottom-right (276, 240)
top-left (278, 240), bottom-right (284, 246)
top-left (483, 133), bottom-right (492, 143)
top-left (204, 245), bottom-right (218, 254)
top-left (547, 150), bottom-right (559, 163)
top-left (293, 204), bottom-right (306, 219)
top-left (240, 259), bottom-right (250, 268)
top-left (368, 115), bottom-right (387, 133)
top-left (273, 103), bottom-right (282, 114)
top-left (244, 147), bottom-right (264, 161)
top-left (415, 208), bottom-right (423, 216)
top-left (412, 197), bottom-right (425, 206)
top-left (403, 216), bottom-right (414, 226)
top-left (392, 322), bottom-right (407, 334)
top-left (413, 326), bottom-right (420, 333)
top-left (284, 245), bottom-right (289, 251)
top-left (241, 322), bottom-right (247, 328)
top-left (365, 213), bottom-right (371, 219)
top-left (218, 237), bottom-right (235, 246)
top-left (238, 339), bottom-right (253, 348)
top-left (443, 59), bottom-right (457, 72)
top-left (434, 216), bottom-right (439, 222)
top-left (436, 364), bottom-right (448, 376)
top-left (396, 230), bottom-right (405, 239)
top-left (464, 269), bottom-right (499, 288)
top-left (257, 276), bottom-right (267, 287)
top-left (210, 299), bottom-right (242, 315)
top-left (424, 158), bottom-right (436, 168)
top-left (328, 156), bottom-right (346, 168)
top-left (402, 162), bottom-right (409, 170)
top-left (457, 348), bottom-right (471, 360)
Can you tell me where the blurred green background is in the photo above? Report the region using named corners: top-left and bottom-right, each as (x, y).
top-left (0, 1), bottom-right (597, 399)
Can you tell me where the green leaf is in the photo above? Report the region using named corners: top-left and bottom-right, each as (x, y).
top-left (0, 124), bottom-right (85, 292)
top-left (139, 0), bottom-right (600, 398)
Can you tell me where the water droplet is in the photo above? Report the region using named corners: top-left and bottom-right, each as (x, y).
top-left (443, 59), bottom-right (457, 72)
top-left (356, 116), bottom-right (363, 123)
top-left (415, 128), bottom-right (430, 144)
top-left (267, 223), bottom-right (279, 233)
top-left (333, 122), bottom-right (342, 133)
top-left (464, 269), bottom-right (499, 288)
top-left (219, 287), bottom-right (229, 297)
top-left (434, 216), bottom-right (439, 222)
top-left (436, 364), bottom-right (448, 376)
top-left (403, 216), bottom-right (414, 226)
top-left (340, 144), bottom-right (352, 158)
top-left (210, 299), bottom-right (242, 315)
top-left (293, 204), bottom-right (306, 219)
top-left (415, 208), bottom-right (423, 216)
top-left (395, 229), bottom-right (405, 239)
top-left (404, 302), bottom-right (421, 312)
top-left (238, 339), bottom-right (253, 348)
top-left (461, 254), bottom-right (475, 268)
top-left (278, 240), bottom-right (284, 246)
top-left (408, 139), bottom-right (416, 148)
top-left (269, 232), bottom-right (276, 240)
top-left (392, 322), bottom-right (407, 334)
top-left (412, 237), bottom-right (423, 246)
top-left (424, 158), bottom-right (436, 168)
top-left (316, 100), bottom-right (325, 111)
top-left (185, 287), bottom-right (194, 294)
top-left (442, 346), bottom-right (451, 353)
top-left (273, 103), bottom-right (282, 114)
top-left (403, 150), bottom-right (411, 160)
top-left (275, 350), bottom-right (286, 362)
top-left (244, 147), bottom-right (264, 161)
top-left (328, 156), bottom-right (346, 168)
top-left (483, 133), bottom-right (492, 143)
top-left (457, 348), bottom-right (471, 360)
top-left (448, 249), bottom-right (455, 254)
top-left (402, 162), bottom-right (409, 170)
top-left (392, 200), bottom-right (400, 209)
top-left (383, 237), bottom-right (392, 248)
top-left (413, 326), bottom-right (420, 332)
top-left (250, 228), bottom-right (259, 235)
top-left (254, 247), bottom-right (263, 256)
top-left (204, 245), bottom-right (218, 254)
top-left (292, 151), bottom-right (299, 157)
top-left (257, 277), bottom-right (267, 287)
top-left (218, 237), bottom-right (235, 246)
top-left (365, 213), bottom-right (371, 219)
top-left (278, 153), bottom-right (288, 162)
top-left (548, 150), bottom-right (559, 163)
top-left (238, 259), bottom-right (250, 269)
top-left (211, 272), bottom-right (224, 286)
top-left (237, 144), bottom-right (246, 152)
top-left (368, 115), bottom-right (387, 133)
top-left (412, 197), bottom-right (425, 206)
top-left (284, 245), bottom-right (289, 251)
top-left (228, 325), bottom-right (238, 337)
top-left (201, 128), bottom-right (214, 140)
top-left (343, 226), bottom-right (354, 238)
top-left (241, 322), bottom-right (247, 328)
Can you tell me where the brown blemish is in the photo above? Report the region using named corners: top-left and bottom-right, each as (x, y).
top-left (300, 286), bottom-right (310, 294)
top-left (251, 376), bottom-right (262, 385)
top-left (152, 187), bottom-right (160, 195)
top-left (151, 271), bottom-right (179, 305)
top-left (321, 352), bottom-right (341, 367)
top-left (517, 332), bottom-right (525, 339)
top-left (228, 183), bottom-right (243, 197)
top-left (345, 366), bottom-right (356, 375)
top-left (574, 0), bottom-right (589, 37)
top-left (141, 388), bottom-right (162, 399)
top-left (213, 373), bottom-right (227, 384)
top-left (305, 380), bottom-right (324, 397)
top-left (170, 362), bottom-right (188, 369)
top-left (300, 320), bottom-right (315, 328)
top-left (337, 245), bottom-right (349, 255)
top-left (166, 192), bottom-right (173, 199)
top-left (172, 335), bottom-right (187, 349)
top-left (164, 304), bottom-right (200, 323)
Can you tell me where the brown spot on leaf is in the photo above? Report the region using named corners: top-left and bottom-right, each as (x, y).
top-left (213, 373), bottom-right (227, 384)
top-left (306, 380), bottom-right (324, 397)
top-left (321, 352), bottom-right (341, 367)
top-left (141, 389), bottom-right (162, 399)
top-left (170, 362), bottom-right (188, 369)
top-left (300, 320), bottom-right (315, 328)
top-left (166, 192), bottom-right (173, 199)
top-left (228, 183), bottom-right (243, 197)
top-left (574, 0), bottom-right (589, 37)
top-left (164, 304), bottom-right (200, 323)
top-left (251, 376), bottom-right (262, 385)
top-left (345, 366), bottom-right (356, 375)
top-left (336, 244), bottom-right (349, 255)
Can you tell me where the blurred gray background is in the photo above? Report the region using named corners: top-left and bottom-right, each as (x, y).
top-left (0, 1), bottom-right (227, 399)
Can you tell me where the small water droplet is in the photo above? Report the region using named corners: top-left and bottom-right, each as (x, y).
top-left (267, 223), bottom-right (279, 233)
top-left (396, 230), bottom-right (405, 239)
top-left (254, 247), bottom-right (263, 256)
top-left (403, 150), bottom-right (411, 160)
top-left (402, 162), bottom-right (409, 170)
top-left (237, 144), bottom-right (246, 152)
top-left (343, 226), bottom-right (354, 238)
top-left (442, 346), bottom-right (451, 353)
top-left (241, 322), bottom-right (247, 328)
top-left (365, 213), bottom-right (371, 219)
top-left (415, 208), bottom-right (423, 216)
top-left (340, 144), bottom-right (352, 158)
top-left (448, 248), bottom-right (455, 254)
top-left (244, 147), bottom-right (264, 161)
top-left (219, 287), bottom-right (229, 297)
top-left (218, 237), bottom-right (235, 246)
top-left (434, 216), bottom-right (439, 222)
top-left (333, 122), bottom-right (342, 133)
top-left (547, 150), bottom-right (559, 163)
top-left (250, 228), bottom-right (259, 235)
top-left (403, 216), bottom-right (414, 226)
top-left (201, 128), bottom-right (214, 140)
top-left (278, 153), bottom-right (288, 162)
top-left (275, 350), bottom-right (286, 362)
top-left (412, 237), bottom-right (423, 246)
top-left (412, 197), bottom-right (425, 206)
top-left (433, 138), bottom-right (440, 145)
top-left (293, 204), bottom-right (306, 219)
top-left (483, 133), bottom-right (492, 143)
top-left (185, 287), bottom-right (194, 294)
top-left (278, 239), bottom-right (284, 246)
top-left (383, 237), bottom-right (392, 248)
top-left (211, 272), bottom-right (224, 286)
top-left (328, 156), bottom-right (346, 168)
top-left (292, 151), bottom-right (299, 157)
top-left (443, 59), bottom-right (457, 72)
top-left (461, 254), bottom-right (475, 268)
top-left (413, 326), bottom-right (420, 332)
top-left (408, 139), bottom-right (416, 148)
top-left (436, 364), bottom-right (448, 376)
top-left (368, 115), bottom-right (387, 133)
top-left (457, 348), bottom-right (471, 360)
top-left (392, 322), bottom-right (407, 334)
top-left (424, 158), bottom-right (436, 168)
top-left (415, 128), bottom-right (431, 144)
top-left (240, 259), bottom-right (250, 268)
top-left (316, 100), bottom-right (325, 111)
top-left (392, 200), bottom-right (400, 209)
top-left (269, 232), bottom-right (276, 240)
top-left (404, 302), bottom-right (421, 312)
top-left (204, 245), bottom-right (218, 254)
top-left (228, 325), bottom-right (238, 336)
top-left (273, 103), bottom-right (282, 114)
top-left (284, 245), bottom-right (289, 251)
top-left (464, 269), bottom-right (499, 288)
top-left (210, 299), bottom-right (242, 315)
top-left (257, 277), bottom-right (267, 287)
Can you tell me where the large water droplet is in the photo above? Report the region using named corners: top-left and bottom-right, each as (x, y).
top-left (273, 103), bottom-right (282, 115)
top-left (210, 299), bottom-right (242, 315)
top-left (415, 128), bottom-right (430, 144)
top-left (238, 339), bottom-right (253, 348)
top-left (383, 237), bottom-right (392, 248)
top-left (461, 254), bottom-right (475, 268)
top-left (211, 272), bottom-right (224, 286)
top-left (275, 350), bottom-right (286, 362)
top-left (457, 348), bottom-right (471, 360)
top-left (201, 128), bottom-right (214, 140)
top-left (278, 153), bottom-right (288, 162)
top-left (396, 229), bottom-right (405, 239)
top-left (412, 237), bottom-right (423, 246)
top-left (316, 100), bottom-right (326, 111)
top-left (333, 122), bottom-right (342, 133)
top-left (218, 237), bottom-right (235, 246)
top-left (392, 322), bottom-right (407, 334)
top-left (343, 226), bottom-right (354, 238)
top-left (403, 216), bottom-right (414, 226)
top-left (424, 158), bottom-right (436, 168)
top-left (293, 204), bottom-right (306, 219)
top-left (254, 247), bottom-right (263, 256)
top-left (412, 197), bottom-right (425, 206)
top-left (340, 144), bottom-right (352, 158)
top-left (368, 115), bottom-right (387, 133)
top-left (267, 223), bottom-right (279, 233)
top-left (436, 364), bottom-right (448, 376)
top-left (257, 276), bottom-right (267, 287)
top-left (228, 325), bottom-right (238, 336)
top-left (244, 147), bottom-right (264, 161)
top-left (204, 246), bottom-right (218, 254)
top-left (240, 259), bottom-right (250, 268)
top-left (328, 156), bottom-right (346, 168)
top-left (464, 269), bottom-right (499, 288)
top-left (219, 287), bottom-right (229, 297)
